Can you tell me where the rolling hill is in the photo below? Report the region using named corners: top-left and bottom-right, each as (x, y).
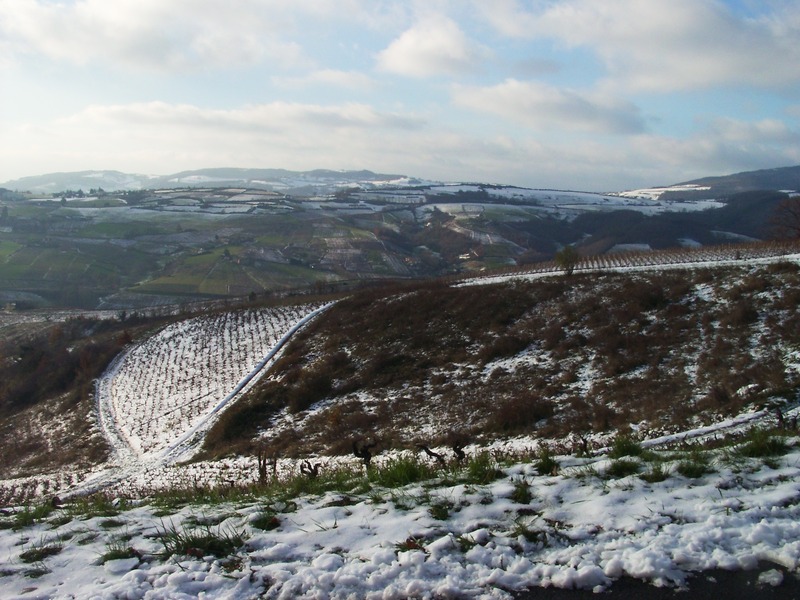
top-left (0, 165), bottom-right (797, 310)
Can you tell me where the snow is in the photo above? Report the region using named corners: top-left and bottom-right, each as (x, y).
top-left (98, 304), bottom-right (329, 462)
top-left (3, 249), bottom-right (800, 597)
top-left (2, 417), bottom-right (800, 598)
top-left (66, 303), bottom-right (332, 498)
top-left (614, 184), bottom-right (712, 201)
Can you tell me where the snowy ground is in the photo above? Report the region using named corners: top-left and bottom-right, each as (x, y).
top-left (1, 411), bottom-right (799, 599)
top-left (62, 303), bottom-right (332, 500)
top-left (2, 249), bottom-right (800, 597)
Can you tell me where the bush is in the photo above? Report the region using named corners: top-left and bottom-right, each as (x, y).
top-left (738, 429), bottom-right (788, 458)
top-left (609, 435), bottom-right (643, 459)
top-left (606, 459), bottom-right (640, 478)
top-left (156, 523), bottom-right (246, 559)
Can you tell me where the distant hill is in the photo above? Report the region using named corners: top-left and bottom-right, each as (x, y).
top-left (655, 165), bottom-right (800, 201)
top-left (0, 168), bottom-right (417, 196)
top-left (4, 164), bottom-right (800, 198)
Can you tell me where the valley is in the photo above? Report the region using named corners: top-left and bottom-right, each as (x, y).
top-left (0, 166), bottom-right (794, 310)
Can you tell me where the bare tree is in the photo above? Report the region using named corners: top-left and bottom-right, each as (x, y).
top-left (300, 460), bottom-right (320, 478)
top-left (257, 444), bottom-right (277, 485)
top-left (451, 443), bottom-right (466, 463)
top-left (770, 196), bottom-right (800, 239)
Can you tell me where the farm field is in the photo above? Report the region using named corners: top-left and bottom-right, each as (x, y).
top-left (97, 303), bottom-right (330, 464)
top-left (0, 177), bottom-right (793, 309)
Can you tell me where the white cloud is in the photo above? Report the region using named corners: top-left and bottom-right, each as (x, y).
top-left (470, 0), bottom-right (539, 39)
top-left (273, 69), bottom-right (376, 91)
top-left (628, 117), bottom-right (800, 178)
top-left (705, 117), bottom-right (800, 145)
top-left (476, 0), bottom-right (800, 92)
top-left (453, 79), bottom-right (645, 134)
top-left (0, 0), bottom-right (388, 71)
top-left (60, 101), bottom-right (424, 133)
top-left (376, 14), bottom-right (488, 78)
top-left (0, 100), bottom-right (431, 179)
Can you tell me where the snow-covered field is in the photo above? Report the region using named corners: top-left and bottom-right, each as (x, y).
top-left (98, 305), bottom-right (327, 462)
top-left (45, 302), bottom-right (332, 501)
top-left (463, 240), bottom-right (800, 286)
top-left (1, 413), bottom-right (799, 599)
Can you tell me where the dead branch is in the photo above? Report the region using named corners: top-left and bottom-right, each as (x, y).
top-left (417, 443), bottom-right (446, 467)
top-left (300, 460), bottom-right (320, 479)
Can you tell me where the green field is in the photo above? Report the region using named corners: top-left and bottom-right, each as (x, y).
top-left (0, 240), bottom-right (22, 262)
top-left (135, 247), bottom-right (336, 297)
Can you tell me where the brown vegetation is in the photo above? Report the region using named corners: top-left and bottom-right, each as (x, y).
top-left (202, 260), bottom-right (800, 459)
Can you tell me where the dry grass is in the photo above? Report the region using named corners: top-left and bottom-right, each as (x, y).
top-left (202, 263), bottom-right (800, 459)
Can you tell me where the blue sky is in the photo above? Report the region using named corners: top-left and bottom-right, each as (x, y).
top-left (1, 0), bottom-right (798, 191)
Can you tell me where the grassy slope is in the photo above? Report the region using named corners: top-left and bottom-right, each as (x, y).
top-left (202, 261), bottom-right (800, 459)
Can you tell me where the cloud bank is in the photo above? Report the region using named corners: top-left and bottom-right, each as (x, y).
top-left (0, 0), bottom-right (798, 190)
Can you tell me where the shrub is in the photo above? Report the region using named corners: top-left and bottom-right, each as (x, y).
top-left (738, 429), bottom-right (789, 458)
top-left (606, 459), bottom-right (640, 478)
top-left (609, 435), bottom-right (643, 459)
top-left (489, 395), bottom-right (555, 433)
top-left (534, 448), bottom-right (558, 476)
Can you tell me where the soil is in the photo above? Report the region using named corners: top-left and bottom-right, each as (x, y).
top-left (512, 564), bottom-right (800, 599)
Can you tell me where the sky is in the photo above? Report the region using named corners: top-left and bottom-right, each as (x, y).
top-left (1, 0), bottom-right (799, 192)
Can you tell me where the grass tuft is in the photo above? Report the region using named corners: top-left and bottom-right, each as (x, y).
top-left (509, 477), bottom-right (533, 504)
top-left (606, 458), bottom-right (641, 478)
top-left (534, 448), bottom-right (558, 476)
top-left (640, 463), bottom-right (669, 483)
top-left (676, 451), bottom-right (712, 479)
top-left (155, 522), bottom-right (246, 560)
top-left (738, 428), bottom-right (789, 459)
top-left (465, 452), bottom-right (504, 484)
top-left (19, 538), bottom-right (63, 563)
top-left (98, 539), bottom-right (141, 564)
top-left (368, 456), bottom-right (436, 488)
top-left (609, 435), bottom-right (643, 459)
